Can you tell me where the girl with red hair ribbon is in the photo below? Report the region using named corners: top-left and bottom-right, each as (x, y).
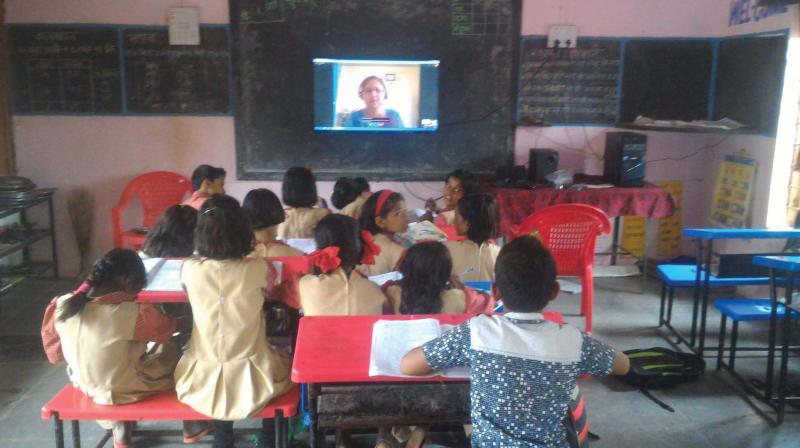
top-left (357, 190), bottom-right (409, 276)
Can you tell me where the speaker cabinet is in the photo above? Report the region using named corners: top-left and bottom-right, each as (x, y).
top-left (528, 148), bottom-right (559, 181)
top-left (603, 132), bottom-right (647, 187)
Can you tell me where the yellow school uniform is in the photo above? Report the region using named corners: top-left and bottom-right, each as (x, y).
top-left (445, 240), bottom-right (501, 282)
top-left (175, 258), bottom-right (293, 420)
top-left (299, 267), bottom-right (387, 316)
top-left (339, 194), bottom-right (369, 220)
top-left (384, 284), bottom-right (467, 314)
top-left (357, 233), bottom-right (406, 276)
top-left (277, 207), bottom-right (330, 239)
top-left (54, 293), bottom-right (177, 406)
top-left (250, 240), bottom-right (305, 258)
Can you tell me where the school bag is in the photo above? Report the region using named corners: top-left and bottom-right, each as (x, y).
top-left (621, 347), bottom-right (705, 412)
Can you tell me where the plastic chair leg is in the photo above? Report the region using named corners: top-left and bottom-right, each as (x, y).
top-left (581, 274), bottom-right (593, 334)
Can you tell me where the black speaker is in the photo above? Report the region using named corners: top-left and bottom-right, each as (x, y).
top-left (528, 148), bottom-right (559, 181)
top-left (603, 132), bottom-right (647, 187)
top-left (495, 165), bottom-right (528, 186)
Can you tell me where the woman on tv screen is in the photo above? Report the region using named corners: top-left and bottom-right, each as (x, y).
top-left (345, 76), bottom-right (405, 128)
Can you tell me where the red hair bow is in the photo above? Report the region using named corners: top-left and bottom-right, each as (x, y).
top-left (361, 231), bottom-right (382, 265)
top-left (308, 246), bottom-right (342, 273)
top-left (74, 281), bottom-right (90, 295)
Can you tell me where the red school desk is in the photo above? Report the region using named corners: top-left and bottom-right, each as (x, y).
top-left (291, 312), bottom-right (565, 447)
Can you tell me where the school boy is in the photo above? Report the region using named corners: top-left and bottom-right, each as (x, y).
top-left (401, 235), bottom-right (629, 447)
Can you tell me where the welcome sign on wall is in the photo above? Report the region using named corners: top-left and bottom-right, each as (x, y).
top-left (729, 0), bottom-right (788, 26)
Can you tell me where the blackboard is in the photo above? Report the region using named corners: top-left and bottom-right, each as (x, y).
top-left (9, 26), bottom-right (122, 113)
top-left (123, 27), bottom-right (230, 114)
top-left (231, 0), bottom-right (520, 181)
top-left (517, 38), bottom-right (620, 125)
top-left (619, 40), bottom-right (713, 123)
top-left (714, 34), bottom-right (788, 134)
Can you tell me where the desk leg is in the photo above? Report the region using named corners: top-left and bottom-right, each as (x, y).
top-left (766, 269), bottom-right (779, 401)
top-left (776, 272), bottom-right (794, 424)
top-left (308, 383), bottom-right (321, 448)
top-left (697, 240), bottom-right (713, 354)
top-left (689, 239), bottom-right (704, 348)
top-left (611, 217), bottom-right (620, 265)
top-left (47, 195), bottom-right (59, 278)
top-left (52, 414), bottom-right (64, 448)
top-left (71, 420), bottom-right (80, 448)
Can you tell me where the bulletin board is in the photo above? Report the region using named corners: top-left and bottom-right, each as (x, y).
top-left (710, 154), bottom-right (757, 229)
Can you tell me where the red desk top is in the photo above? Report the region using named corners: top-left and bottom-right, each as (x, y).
top-left (490, 181), bottom-right (675, 237)
top-left (291, 312), bottom-right (565, 384)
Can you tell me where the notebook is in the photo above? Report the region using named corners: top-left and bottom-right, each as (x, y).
top-left (368, 319), bottom-right (469, 378)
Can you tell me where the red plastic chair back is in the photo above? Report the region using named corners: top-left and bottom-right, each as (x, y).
top-left (512, 204), bottom-right (611, 276)
top-left (112, 171), bottom-right (192, 248)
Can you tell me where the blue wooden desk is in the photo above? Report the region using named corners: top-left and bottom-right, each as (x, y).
top-left (753, 255), bottom-right (800, 423)
top-left (679, 228), bottom-right (800, 354)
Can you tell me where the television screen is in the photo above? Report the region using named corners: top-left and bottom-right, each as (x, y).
top-left (313, 58), bottom-right (439, 132)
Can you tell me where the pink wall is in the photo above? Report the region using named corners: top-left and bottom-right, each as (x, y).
top-left (5, 0), bottom-right (798, 276)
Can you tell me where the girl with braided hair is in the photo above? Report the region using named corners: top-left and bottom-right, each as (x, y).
top-left (41, 248), bottom-right (185, 447)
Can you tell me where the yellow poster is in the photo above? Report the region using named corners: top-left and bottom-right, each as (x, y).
top-left (710, 154), bottom-right (756, 228)
top-left (658, 180), bottom-right (683, 257)
top-left (622, 216), bottom-right (646, 258)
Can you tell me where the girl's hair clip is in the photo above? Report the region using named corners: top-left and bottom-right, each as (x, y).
top-left (201, 207), bottom-right (217, 216)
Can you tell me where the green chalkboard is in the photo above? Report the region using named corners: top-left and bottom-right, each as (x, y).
top-left (9, 26), bottom-right (122, 113)
top-left (714, 34), bottom-right (787, 134)
top-left (231, 0), bottom-right (521, 181)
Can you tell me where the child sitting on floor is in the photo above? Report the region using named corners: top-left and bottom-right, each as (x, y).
top-left (384, 241), bottom-right (494, 315)
top-left (401, 235), bottom-right (629, 447)
top-left (182, 165), bottom-right (226, 210)
top-left (175, 195), bottom-right (292, 448)
top-left (299, 214), bottom-right (387, 315)
top-left (357, 190), bottom-right (408, 276)
top-left (41, 249), bottom-right (207, 447)
top-left (445, 193), bottom-right (501, 282)
top-left (277, 166), bottom-right (330, 239)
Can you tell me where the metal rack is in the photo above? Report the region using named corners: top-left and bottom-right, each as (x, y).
top-left (0, 189), bottom-right (58, 312)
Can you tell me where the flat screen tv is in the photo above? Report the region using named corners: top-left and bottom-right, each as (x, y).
top-left (313, 58), bottom-right (439, 132)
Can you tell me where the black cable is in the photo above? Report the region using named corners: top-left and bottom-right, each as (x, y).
top-left (645, 133), bottom-right (734, 164)
top-left (439, 51), bottom-right (554, 128)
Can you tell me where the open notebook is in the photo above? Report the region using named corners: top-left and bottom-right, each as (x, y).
top-left (368, 319), bottom-right (469, 378)
top-left (143, 258), bottom-right (184, 292)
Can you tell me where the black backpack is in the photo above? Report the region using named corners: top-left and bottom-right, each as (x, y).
top-left (621, 347), bottom-right (705, 411)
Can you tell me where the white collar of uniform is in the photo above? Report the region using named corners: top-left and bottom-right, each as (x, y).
top-left (503, 312), bottom-right (546, 321)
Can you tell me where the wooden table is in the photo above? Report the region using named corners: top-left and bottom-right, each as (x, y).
top-left (291, 313), bottom-right (564, 447)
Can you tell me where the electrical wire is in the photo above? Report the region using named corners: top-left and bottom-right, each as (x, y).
top-left (645, 133), bottom-right (734, 164)
top-left (439, 52), bottom-right (554, 128)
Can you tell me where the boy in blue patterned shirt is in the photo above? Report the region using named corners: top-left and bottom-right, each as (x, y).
top-left (401, 235), bottom-right (630, 447)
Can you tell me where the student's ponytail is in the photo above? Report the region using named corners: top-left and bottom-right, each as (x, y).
top-left (57, 249), bottom-right (147, 322)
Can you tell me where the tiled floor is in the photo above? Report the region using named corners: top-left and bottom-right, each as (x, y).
top-left (2, 276), bottom-right (800, 447)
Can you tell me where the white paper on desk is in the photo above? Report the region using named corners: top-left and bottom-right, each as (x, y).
top-left (369, 320), bottom-right (470, 378)
top-left (368, 271), bottom-right (402, 287)
top-left (394, 221), bottom-right (448, 248)
top-left (369, 319), bottom-right (442, 377)
top-left (284, 238), bottom-right (317, 254)
top-left (144, 259), bottom-right (184, 292)
top-left (141, 257), bottom-right (163, 275)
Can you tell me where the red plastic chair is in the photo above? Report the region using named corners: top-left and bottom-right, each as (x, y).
top-left (510, 204), bottom-right (611, 333)
top-left (112, 171), bottom-right (192, 250)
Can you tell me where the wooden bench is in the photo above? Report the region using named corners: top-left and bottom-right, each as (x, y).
top-left (41, 384), bottom-right (300, 448)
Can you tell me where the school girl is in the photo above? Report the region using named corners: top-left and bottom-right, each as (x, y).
top-left (331, 176), bottom-right (371, 220)
top-left (425, 169), bottom-right (481, 227)
top-left (357, 190), bottom-right (408, 276)
top-left (141, 204), bottom-right (197, 258)
top-left (243, 188), bottom-right (304, 258)
top-left (445, 193), bottom-right (501, 282)
top-left (277, 166), bottom-right (330, 238)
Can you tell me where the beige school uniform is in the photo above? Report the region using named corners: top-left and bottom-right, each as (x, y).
top-left (54, 294), bottom-right (177, 408)
top-left (277, 207), bottom-right (330, 239)
top-left (385, 285), bottom-right (467, 314)
top-left (299, 268), bottom-right (387, 316)
top-left (445, 240), bottom-right (501, 282)
top-left (175, 258), bottom-right (293, 421)
top-left (250, 241), bottom-right (305, 258)
top-left (339, 194), bottom-right (368, 220)
top-left (357, 233), bottom-right (406, 277)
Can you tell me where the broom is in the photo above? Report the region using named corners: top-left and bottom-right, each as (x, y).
top-left (66, 189), bottom-right (94, 277)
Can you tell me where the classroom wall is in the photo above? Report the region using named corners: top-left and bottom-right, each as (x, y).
top-left (6, 0), bottom-right (798, 276)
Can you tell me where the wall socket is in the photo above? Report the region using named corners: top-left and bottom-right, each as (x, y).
top-left (547, 25), bottom-right (578, 48)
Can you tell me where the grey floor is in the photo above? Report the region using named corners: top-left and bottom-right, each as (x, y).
top-left (2, 276), bottom-right (800, 447)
